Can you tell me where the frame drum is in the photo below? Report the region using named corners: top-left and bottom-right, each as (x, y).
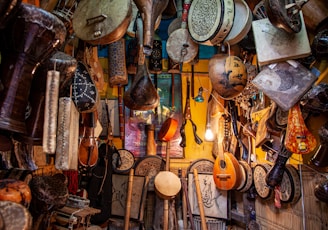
top-left (72, 0), bottom-right (132, 45)
top-left (224, 0), bottom-right (253, 45)
top-left (188, 0), bottom-right (235, 46)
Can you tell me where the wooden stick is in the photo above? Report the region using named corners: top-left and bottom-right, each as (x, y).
top-left (124, 168), bottom-right (134, 230)
top-left (193, 168), bottom-right (208, 230)
top-left (163, 141), bottom-right (170, 230)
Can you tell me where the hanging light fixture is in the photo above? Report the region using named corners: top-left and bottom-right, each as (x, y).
top-left (194, 87), bottom-right (204, 103)
top-left (204, 99), bottom-right (214, 141)
top-left (204, 122), bottom-right (214, 141)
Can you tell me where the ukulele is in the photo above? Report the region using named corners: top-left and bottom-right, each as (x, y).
top-left (78, 111), bottom-right (99, 167)
top-left (284, 102), bottom-right (317, 154)
top-left (213, 111), bottom-right (242, 191)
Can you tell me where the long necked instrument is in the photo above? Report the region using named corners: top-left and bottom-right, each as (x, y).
top-left (133, 0), bottom-right (169, 56)
top-left (72, 0), bottom-right (132, 45)
top-left (155, 117), bottom-right (180, 230)
top-left (213, 110), bottom-right (242, 190)
top-left (123, 17), bottom-right (159, 111)
top-left (78, 112), bottom-right (99, 167)
top-left (166, 0), bottom-right (198, 64)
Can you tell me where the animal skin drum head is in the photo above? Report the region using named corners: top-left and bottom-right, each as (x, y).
top-left (188, 0), bottom-right (235, 45)
top-left (224, 0), bottom-right (253, 45)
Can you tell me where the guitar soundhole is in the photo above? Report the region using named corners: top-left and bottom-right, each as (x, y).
top-left (220, 160), bottom-right (226, 169)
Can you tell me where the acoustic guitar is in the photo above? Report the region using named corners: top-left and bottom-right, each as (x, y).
top-left (213, 111), bottom-right (242, 191)
top-left (284, 102), bottom-right (317, 154)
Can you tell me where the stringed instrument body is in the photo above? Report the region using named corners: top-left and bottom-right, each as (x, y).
top-left (213, 112), bottom-right (242, 191)
top-left (284, 102), bottom-right (317, 154)
top-left (78, 111), bottom-right (99, 167)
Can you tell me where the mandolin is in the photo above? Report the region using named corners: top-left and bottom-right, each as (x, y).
top-left (213, 111), bottom-right (242, 191)
top-left (284, 102), bottom-right (317, 154)
top-left (78, 112), bottom-right (99, 167)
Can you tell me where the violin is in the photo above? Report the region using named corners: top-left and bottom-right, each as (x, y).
top-left (78, 111), bottom-right (99, 167)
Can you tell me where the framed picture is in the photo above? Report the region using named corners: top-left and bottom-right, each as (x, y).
top-left (124, 73), bottom-right (183, 158)
top-left (111, 174), bottom-right (146, 220)
top-left (188, 172), bottom-right (228, 219)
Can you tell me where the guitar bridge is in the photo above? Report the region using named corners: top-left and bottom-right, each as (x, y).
top-left (216, 174), bottom-right (231, 180)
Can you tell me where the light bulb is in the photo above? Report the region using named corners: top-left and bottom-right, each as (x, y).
top-left (194, 87), bottom-right (204, 103)
top-left (204, 125), bottom-right (214, 141)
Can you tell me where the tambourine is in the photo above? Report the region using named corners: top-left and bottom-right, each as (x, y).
top-left (224, 0), bottom-right (252, 45)
top-left (253, 163), bottom-right (273, 199)
top-left (188, 0), bottom-right (235, 45)
top-left (279, 164), bottom-right (301, 204)
top-left (134, 155), bottom-right (165, 191)
top-left (112, 149), bottom-right (135, 174)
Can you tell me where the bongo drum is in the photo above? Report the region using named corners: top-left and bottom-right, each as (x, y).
top-left (0, 3), bottom-right (66, 134)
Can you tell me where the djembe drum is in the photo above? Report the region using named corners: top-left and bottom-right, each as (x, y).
top-left (0, 3), bottom-right (66, 134)
top-left (15, 51), bottom-right (77, 145)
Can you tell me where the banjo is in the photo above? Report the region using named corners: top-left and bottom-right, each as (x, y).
top-left (166, 0), bottom-right (199, 64)
top-left (72, 0), bottom-right (132, 45)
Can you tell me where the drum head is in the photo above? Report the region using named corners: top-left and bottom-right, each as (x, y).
top-left (72, 0), bottom-right (132, 44)
top-left (166, 28), bottom-right (199, 63)
top-left (188, 0), bottom-right (235, 45)
top-left (224, 0), bottom-right (253, 45)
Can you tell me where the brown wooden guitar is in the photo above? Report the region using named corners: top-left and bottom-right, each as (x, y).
top-left (213, 112), bottom-right (242, 191)
top-left (284, 102), bottom-right (317, 154)
top-left (78, 112), bottom-right (99, 167)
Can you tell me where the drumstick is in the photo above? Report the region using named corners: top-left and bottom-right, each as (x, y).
top-left (193, 168), bottom-right (208, 230)
top-left (124, 168), bottom-right (134, 230)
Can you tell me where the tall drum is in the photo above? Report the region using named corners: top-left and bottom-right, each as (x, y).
top-left (16, 51), bottom-right (77, 144)
top-left (0, 3), bottom-right (66, 134)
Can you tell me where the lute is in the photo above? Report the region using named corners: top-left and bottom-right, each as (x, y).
top-left (213, 111), bottom-right (242, 191)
